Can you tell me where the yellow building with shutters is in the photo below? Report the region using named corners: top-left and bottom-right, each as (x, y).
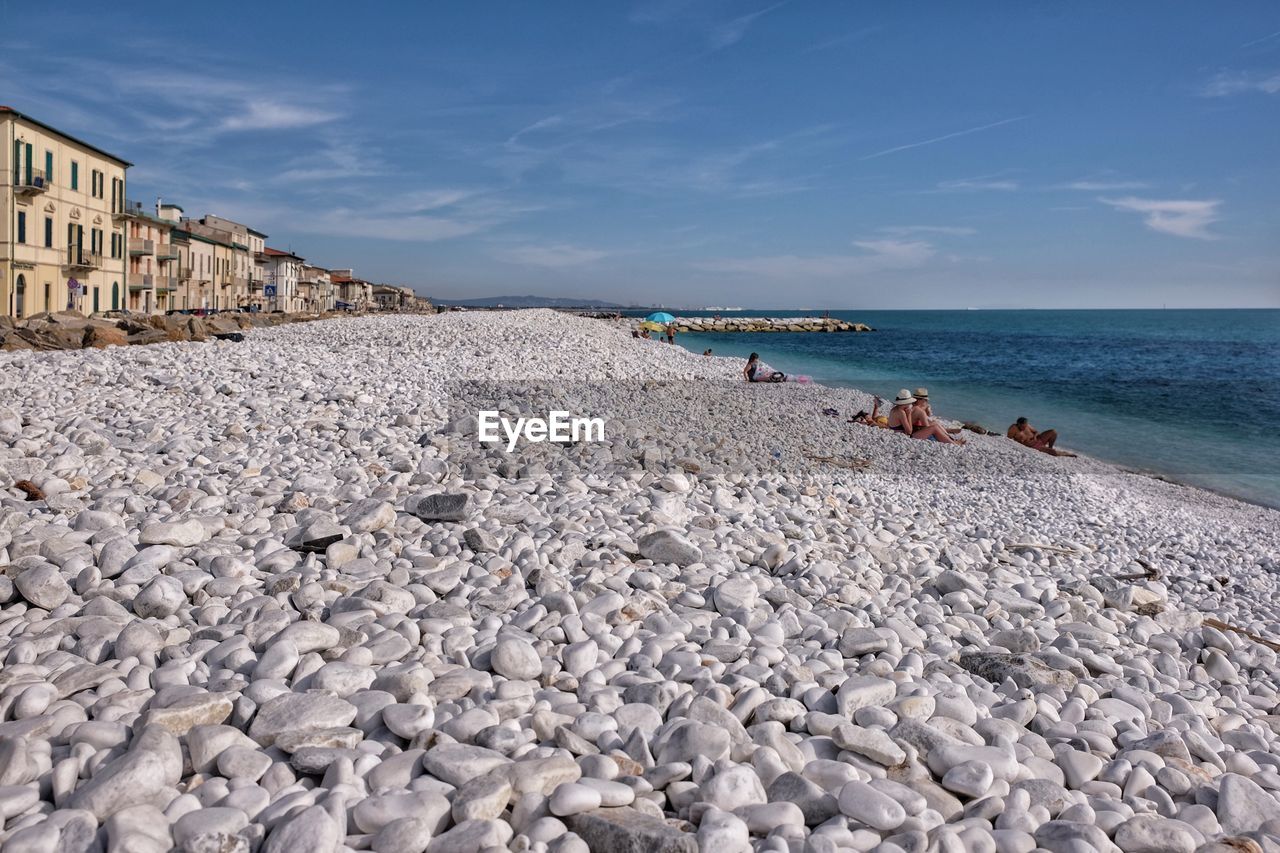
top-left (1, 106), bottom-right (130, 318)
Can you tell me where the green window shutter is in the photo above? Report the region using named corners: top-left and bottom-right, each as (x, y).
top-left (17, 211), bottom-right (25, 243)
top-left (71, 161), bottom-right (79, 190)
top-left (24, 143), bottom-right (32, 185)
top-left (45, 217), bottom-right (53, 248)
top-left (11, 140), bottom-right (18, 183)
top-left (45, 150), bottom-right (53, 182)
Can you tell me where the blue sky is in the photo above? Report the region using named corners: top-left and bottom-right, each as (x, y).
top-left (4, 2), bottom-right (1278, 308)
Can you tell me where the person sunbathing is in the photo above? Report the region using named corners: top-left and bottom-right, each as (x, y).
top-left (1007, 417), bottom-right (1075, 456)
top-left (887, 390), bottom-right (965, 443)
top-left (911, 388), bottom-right (964, 436)
top-left (850, 396), bottom-right (887, 426)
top-left (743, 353), bottom-right (785, 383)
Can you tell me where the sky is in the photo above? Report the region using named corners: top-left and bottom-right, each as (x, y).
top-left (3, 1), bottom-right (1278, 309)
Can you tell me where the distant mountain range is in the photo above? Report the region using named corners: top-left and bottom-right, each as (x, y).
top-left (430, 294), bottom-right (638, 309)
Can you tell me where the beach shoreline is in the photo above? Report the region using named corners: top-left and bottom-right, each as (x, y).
top-left (2, 309), bottom-right (1278, 851)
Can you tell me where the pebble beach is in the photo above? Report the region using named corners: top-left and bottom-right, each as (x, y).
top-left (2, 309), bottom-right (1279, 853)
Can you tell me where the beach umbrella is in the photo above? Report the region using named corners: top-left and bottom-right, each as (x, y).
top-left (646, 311), bottom-right (676, 324)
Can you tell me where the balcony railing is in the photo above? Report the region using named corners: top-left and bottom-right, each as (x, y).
top-left (158, 277), bottom-right (178, 291)
top-left (65, 246), bottom-right (102, 270)
top-left (128, 273), bottom-right (154, 291)
top-left (129, 239), bottom-right (155, 255)
top-left (156, 244), bottom-right (179, 260)
top-left (13, 168), bottom-right (50, 195)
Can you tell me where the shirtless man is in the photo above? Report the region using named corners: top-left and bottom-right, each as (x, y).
top-left (1007, 417), bottom-right (1074, 456)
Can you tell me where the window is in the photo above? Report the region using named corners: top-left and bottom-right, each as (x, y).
top-left (71, 161), bottom-right (79, 191)
top-left (44, 217), bottom-right (53, 248)
top-left (45, 151), bottom-right (53, 183)
top-left (44, 282), bottom-right (51, 312)
top-left (16, 211), bottom-right (25, 244)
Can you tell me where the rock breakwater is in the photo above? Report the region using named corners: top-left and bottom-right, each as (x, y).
top-left (674, 317), bottom-right (873, 333)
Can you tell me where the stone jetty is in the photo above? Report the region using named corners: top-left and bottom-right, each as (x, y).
top-left (673, 316), bottom-right (873, 333)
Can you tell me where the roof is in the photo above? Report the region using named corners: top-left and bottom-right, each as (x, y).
top-left (1, 106), bottom-right (133, 167)
top-left (262, 247), bottom-right (304, 260)
top-left (247, 228), bottom-right (269, 238)
top-left (172, 228), bottom-right (233, 249)
top-left (330, 272), bottom-right (352, 282)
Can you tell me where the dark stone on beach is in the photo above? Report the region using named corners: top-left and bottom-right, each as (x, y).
top-left (568, 808), bottom-right (698, 853)
top-left (767, 772), bottom-right (840, 825)
top-left (413, 492), bottom-right (470, 521)
top-left (14, 480), bottom-right (45, 502)
top-left (292, 533), bottom-right (344, 554)
top-left (961, 422), bottom-right (993, 435)
top-left (959, 652), bottom-right (1078, 690)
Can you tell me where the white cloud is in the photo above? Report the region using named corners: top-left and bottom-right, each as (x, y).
top-left (879, 225), bottom-right (977, 237)
top-left (1100, 196), bottom-right (1222, 239)
top-left (1055, 180), bottom-right (1150, 191)
top-left (695, 238), bottom-right (934, 278)
top-left (221, 99), bottom-right (338, 131)
top-left (936, 176), bottom-right (1020, 192)
top-left (710, 3), bottom-right (785, 49)
top-left (496, 244), bottom-right (608, 268)
top-left (1199, 71), bottom-right (1280, 97)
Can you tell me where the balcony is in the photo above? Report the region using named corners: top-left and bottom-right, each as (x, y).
top-left (156, 243), bottom-right (179, 260)
top-left (13, 168), bottom-right (50, 196)
top-left (65, 246), bottom-right (102, 271)
top-left (158, 277), bottom-right (177, 291)
top-left (177, 267), bottom-right (193, 279)
top-left (129, 239), bottom-right (155, 256)
top-left (128, 273), bottom-right (154, 291)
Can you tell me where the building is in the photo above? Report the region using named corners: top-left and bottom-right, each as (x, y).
top-left (183, 215), bottom-right (254, 310)
top-left (2, 106), bottom-right (130, 318)
top-left (372, 284), bottom-right (402, 310)
top-left (330, 269), bottom-right (372, 311)
top-left (121, 200), bottom-right (178, 313)
top-left (299, 264), bottom-right (333, 313)
top-left (260, 247), bottom-right (304, 312)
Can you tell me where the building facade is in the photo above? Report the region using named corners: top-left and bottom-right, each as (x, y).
top-left (261, 247), bottom-right (304, 312)
top-left (299, 264), bottom-right (333, 313)
top-left (2, 107), bottom-right (130, 318)
top-left (122, 201), bottom-right (177, 313)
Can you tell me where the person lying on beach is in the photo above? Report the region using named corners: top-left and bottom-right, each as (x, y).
top-left (744, 352), bottom-right (785, 383)
top-left (850, 396), bottom-right (888, 427)
top-left (911, 388), bottom-right (964, 436)
top-left (703, 348), bottom-right (713, 356)
top-left (1007, 417), bottom-right (1076, 456)
top-left (887, 390), bottom-right (965, 443)
top-left (640, 328), bottom-right (651, 339)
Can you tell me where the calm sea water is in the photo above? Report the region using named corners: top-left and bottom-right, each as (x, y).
top-left (658, 309), bottom-right (1280, 508)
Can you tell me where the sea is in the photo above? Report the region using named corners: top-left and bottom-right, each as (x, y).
top-left (652, 309), bottom-right (1280, 509)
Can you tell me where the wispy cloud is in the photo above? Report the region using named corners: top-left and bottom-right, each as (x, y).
top-left (804, 27), bottom-right (882, 53)
top-left (221, 100), bottom-right (339, 132)
top-left (879, 225), bottom-right (977, 237)
top-left (1241, 30), bottom-right (1280, 49)
top-left (859, 115), bottom-right (1028, 161)
top-left (1198, 70), bottom-right (1280, 96)
top-left (695, 238), bottom-right (935, 278)
top-left (710, 3), bottom-right (786, 49)
top-left (1100, 197), bottom-right (1223, 239)
top-left (935, 174), bottom-right (1020, 192)
top-left (1054, 179), bottom-right (1150, 191)
top-left (496, 243), bottom-right (609, 268)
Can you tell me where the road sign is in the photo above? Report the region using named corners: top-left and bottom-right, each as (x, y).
top-left (263, 284), bottom-right (277, 297)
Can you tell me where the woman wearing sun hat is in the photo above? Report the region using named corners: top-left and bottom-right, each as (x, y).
top-left (888, 389), bottom-right (964, 443)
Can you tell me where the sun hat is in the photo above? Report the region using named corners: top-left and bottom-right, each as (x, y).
top-left (914, 387), bottom-right (929, 399)
top-left (893, 389), bottom-right (916, 406)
